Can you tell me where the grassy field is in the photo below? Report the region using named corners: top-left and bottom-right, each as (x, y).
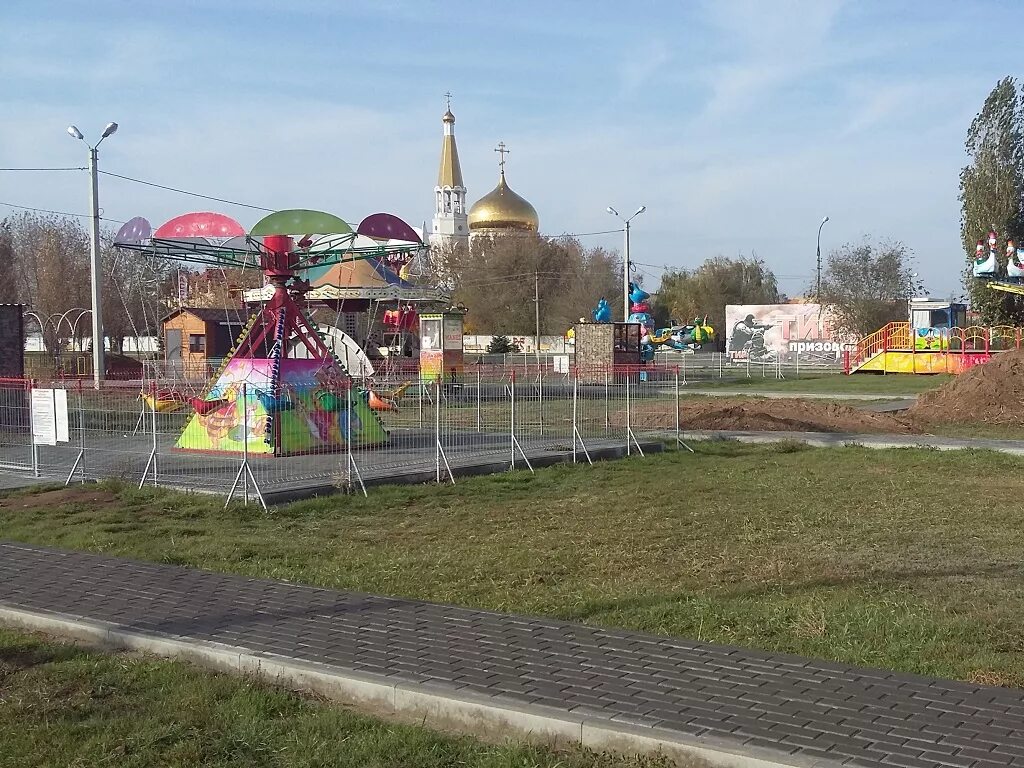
top-left (3, 441), bottom-right (1024, 688)
top-left (0, 629), bottom-right (668, 768)
top-left (685, 373), bottom-right (953, 395)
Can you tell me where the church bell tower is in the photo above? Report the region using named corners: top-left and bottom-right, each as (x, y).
top-left (429, 94), bottom-right (469, 247)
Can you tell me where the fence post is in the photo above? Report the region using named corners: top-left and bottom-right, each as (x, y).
top-left (241, 383), bottom-right (249, 505)
top-left (151, 387), bottom-right (159, 486)
top-left (538, 366), bottom-right (544, 437)
top-left (76, 383), bottom-right (86, 481)
top-left (510, 370), bottom-right (516, 469)
top-left (572, 367), bottom-right (578, 464)
top-left (28, 380), bottom-right (38, 477)
top-left (625, 371), bottom-right (631, 456)
top-left (475, 368), bottom-right (481, 432)
top-left (435, 377), bottom-right (441, 484)
top-left (603, 369), bottom-right (610, 433)
top-left (418, 378), bottom-right (424, 428)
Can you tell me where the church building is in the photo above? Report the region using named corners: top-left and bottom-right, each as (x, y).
top-left (429, 98), bottom-right (539, 250)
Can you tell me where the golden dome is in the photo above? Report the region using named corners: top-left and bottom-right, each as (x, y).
top-left (468, 172), bottom-right (539, 232)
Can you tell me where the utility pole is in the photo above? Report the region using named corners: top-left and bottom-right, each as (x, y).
top-left (534, 270), bottom-right (541, 366)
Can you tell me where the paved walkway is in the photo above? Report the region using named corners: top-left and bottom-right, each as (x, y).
top-left (1, 542), bottom-right (1022, 768)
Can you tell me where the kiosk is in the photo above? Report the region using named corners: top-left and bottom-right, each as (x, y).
top-left (420, 311), bottom-right (466, 383)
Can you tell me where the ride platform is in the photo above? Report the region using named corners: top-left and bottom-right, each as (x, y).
top-left (846, 321), bottom-right (1017, 374)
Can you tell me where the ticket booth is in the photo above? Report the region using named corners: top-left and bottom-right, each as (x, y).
top-left (419, 311), bottom-right (465, 383)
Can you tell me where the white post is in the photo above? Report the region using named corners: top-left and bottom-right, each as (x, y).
top-left (435, 378), bottom-right (441, 484)
top-left (88, 147), bottom-right (105, 389)
top-left (475, 368), bottom-right (481, 432)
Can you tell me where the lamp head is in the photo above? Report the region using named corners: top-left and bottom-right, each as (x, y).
top-left (821, 215), bottom-right (829, 224)
top-left (633, 205), bottom-right (646, 217)
top-left (101, 122), bottom-right (118, 138)
top-left (606, 206), bottom-right (619, 217)
top-left (67, 125), bottom-right (84, 140)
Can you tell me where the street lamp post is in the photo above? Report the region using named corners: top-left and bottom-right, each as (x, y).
top-left (607, 205), bottom-right (646, 320)
top-left (816, 215), bottom-right (829, 304)
top-left (67, 121), bottom-right (118, 388)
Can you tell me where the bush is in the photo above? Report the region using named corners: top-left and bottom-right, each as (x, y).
top-left (486, 335), bottom-right (521, 354)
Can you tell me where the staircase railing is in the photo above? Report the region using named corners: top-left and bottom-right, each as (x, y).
top-left (847, 322), bottom-right (911, 371)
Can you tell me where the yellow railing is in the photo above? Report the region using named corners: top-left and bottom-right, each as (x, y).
top-left (850, 322), bottom-right (911, 369)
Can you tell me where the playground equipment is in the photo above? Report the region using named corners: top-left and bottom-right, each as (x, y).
top-left (115, 209), bottom-right (426, 455)
top-left (843, 298), bottom-right (1022, 374)
top-left (625, 283), bottom-right (715, 361)
top-left (970, 230), bottom-right (1024, 296)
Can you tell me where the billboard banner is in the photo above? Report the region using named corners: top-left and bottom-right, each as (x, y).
top-left (725, 303), bottom-right (852, 361)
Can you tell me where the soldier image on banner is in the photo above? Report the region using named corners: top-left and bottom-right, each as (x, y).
top-left (726, 303), bottom-right (853, 362)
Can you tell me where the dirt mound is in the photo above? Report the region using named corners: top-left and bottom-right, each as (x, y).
top-left (912, 348), bottom-right (1024, 425)
top-left (627, 398), bottom-right (915, 434)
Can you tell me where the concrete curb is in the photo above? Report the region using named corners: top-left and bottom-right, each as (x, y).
top-left (0, 604), bottom-right (841, 768)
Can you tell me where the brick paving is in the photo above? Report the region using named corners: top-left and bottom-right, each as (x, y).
top-left (1, 541), bottom-right (1023, 767)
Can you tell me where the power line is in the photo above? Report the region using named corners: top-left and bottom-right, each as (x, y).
top-left (0, 201), bottom-right (124, 224)
top-left (553, 228), bottom-right (623, 238)
top-left (98, 170), bottom-right (275, 212)
top-left (0, 166), bottom-right (87, 172)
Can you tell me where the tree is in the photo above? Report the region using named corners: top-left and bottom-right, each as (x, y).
top-left (959, 77), bottom-right (1024, 324)
top-left (0, 219), bottom-right (19, 304)
top-left (7, 212), bottom-right (91, 352)
top-left (101, 233), bottom-right (175, 355)
top-left (653, 256), bottom-right (780, 345)
top-left (431, 234), bottom-right (620, 334)
top-left (816, 240), bottom-right (917, 338)
top-left (486, 334), bottom-right (520, 354)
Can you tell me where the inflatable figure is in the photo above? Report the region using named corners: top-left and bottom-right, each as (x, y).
top-left (592, 297), bottom-right (611, 323)
top-left (973, 237), bottom-right (997, 278)
top-left (1010, 247), bottom-right (1024, 281)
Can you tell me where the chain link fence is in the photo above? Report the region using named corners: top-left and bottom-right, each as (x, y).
top-left (0, 352), bottom-right (843, 505)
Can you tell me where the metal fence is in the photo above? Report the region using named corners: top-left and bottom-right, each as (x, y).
top-left (0, 353), bottom-right (842, 506)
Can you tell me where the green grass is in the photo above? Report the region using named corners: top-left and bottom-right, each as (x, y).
top-left (685, 373), bottom-right (953, 395)
top-left (4, 442), bottom-right (1024, 688)
top-left (0, 629), bottom-right (668, 768)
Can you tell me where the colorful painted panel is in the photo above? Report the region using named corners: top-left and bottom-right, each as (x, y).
top-left (855, 351), bottom-right (993, 375)
top-left (177, 358), bottom-right (387, 455)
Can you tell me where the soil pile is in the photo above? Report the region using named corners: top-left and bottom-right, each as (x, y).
top-left (912, 347), bottom-right (1024, 425)
top-left (626, 398), bottom-right (915, 434)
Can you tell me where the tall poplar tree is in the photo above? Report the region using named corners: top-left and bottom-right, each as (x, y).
top-left (959, 77), bottom-right (1024, 323)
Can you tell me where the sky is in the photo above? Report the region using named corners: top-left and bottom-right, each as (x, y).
top-left (0, 0), bottom-right (1016, 299)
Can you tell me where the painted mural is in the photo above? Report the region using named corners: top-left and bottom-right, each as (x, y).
top-left (177, 358), bottom-right (387, 455)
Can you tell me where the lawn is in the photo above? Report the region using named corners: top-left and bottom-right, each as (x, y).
top-left (0, 629), bottom-right (667, 768)
top-left (3, 441), bottom-right (1024, 687)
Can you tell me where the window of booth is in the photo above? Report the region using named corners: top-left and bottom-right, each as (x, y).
top-left (188, 334), bottom-right (206, 353)
top-left (421, 318), bottom-right (441, 350)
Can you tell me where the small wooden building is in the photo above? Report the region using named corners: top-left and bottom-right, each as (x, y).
top-left (162, 307), bottom-right (251, 372)
top-left (573, 322), bottom-right (641, 383)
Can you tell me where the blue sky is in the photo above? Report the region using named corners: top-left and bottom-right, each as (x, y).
top-left (0, 0), bottom-right (1016, 298)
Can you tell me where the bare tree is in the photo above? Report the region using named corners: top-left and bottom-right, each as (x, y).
top-left (816, 240), bottom-right (917, 338)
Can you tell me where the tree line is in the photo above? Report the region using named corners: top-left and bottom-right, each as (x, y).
top-left (0, 212), bottom-right (170, 355)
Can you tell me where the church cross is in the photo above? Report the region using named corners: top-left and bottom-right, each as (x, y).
top-left (444, 91), bottom-right (452, 110)
top-left (495, 141), bottom-right (509, 172)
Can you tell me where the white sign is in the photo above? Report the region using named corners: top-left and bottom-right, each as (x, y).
top-left (553, 355), bottom-right (570, 373)
top-left (31, 388), bottom-right (70, 446)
